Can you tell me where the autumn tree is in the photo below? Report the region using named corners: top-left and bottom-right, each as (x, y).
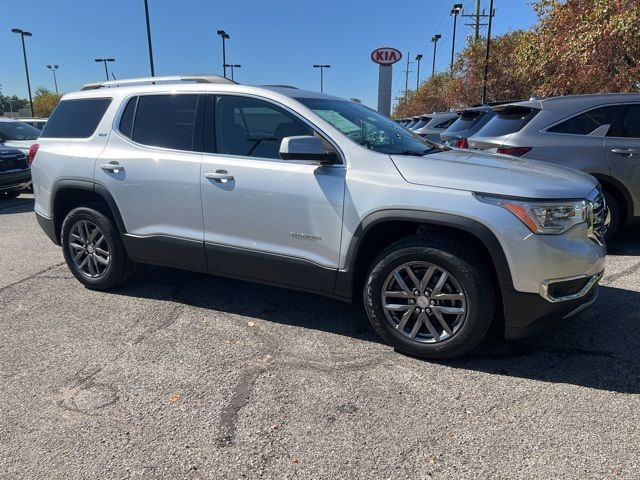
top-left (33, 87), bottom-right (62, 117)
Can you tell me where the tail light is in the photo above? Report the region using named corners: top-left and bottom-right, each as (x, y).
top-left (28, 143), bottom-right (40, 165)
top-left (455, 138), bottom-right (469, 149)
top-left (496, 146), bottom-right (532, 157)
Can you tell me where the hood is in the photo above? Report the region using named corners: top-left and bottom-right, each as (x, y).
top-left (2, 140), bottom-right (33, 154)
top-left (391, 149), bottom-right (597, 199)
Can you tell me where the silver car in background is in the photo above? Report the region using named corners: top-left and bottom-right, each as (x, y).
top-left (440, 106), bottom-right (497, 148)
top-left (468, 93), bottom-right (640, 237)
top-left (413, 112), bottom-right (459, 143)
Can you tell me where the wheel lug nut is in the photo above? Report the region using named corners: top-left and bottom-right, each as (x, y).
top-left (426, 308), bottom-right (431, 314)
top-left (430, 300), bottom-right (435, 305)
top-left (409, 299), bottom-right (415, 304)
top-left (415, 307), bottom-right (421, 313)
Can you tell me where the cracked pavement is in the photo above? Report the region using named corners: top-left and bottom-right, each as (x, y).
top-left (1, 194), bottom-right (640, 479)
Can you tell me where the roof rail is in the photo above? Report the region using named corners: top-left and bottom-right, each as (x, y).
top-left (81, 74), bottom-right (237, 91)
top-left (260, 84), bottom-right (299, 89)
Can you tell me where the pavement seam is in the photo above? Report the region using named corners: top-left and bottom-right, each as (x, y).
top-left (0, 261), bottom-right (66, 294)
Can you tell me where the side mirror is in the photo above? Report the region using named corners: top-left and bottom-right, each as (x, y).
top-left (279, 135), bottom-right (338, 164)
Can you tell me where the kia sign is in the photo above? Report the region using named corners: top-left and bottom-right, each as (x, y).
top-left (372, 47), bottom-right (402, 117)
top-left (371, 48), bottom-right (402, 65)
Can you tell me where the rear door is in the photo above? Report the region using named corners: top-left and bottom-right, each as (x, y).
top-left (96, 93), bottom-right (206, 269)
top-left (604, 103), bottom-right (640, 218)
top-left (200, 94), bottom-right (345, 293)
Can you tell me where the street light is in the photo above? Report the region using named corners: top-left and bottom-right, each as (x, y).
top-left (217, 30), bottom-right (230, 78)
top-left (143, 0), bottom-right (156, 76)
top-left (224, 64), bottom-right (241, 81)
top-left (431, 34), bottom-right (442, 76)
top-left (11, 28), bottom-right (34, 117)
top-left (415, 54), bottom-right (423, 90)
top-left (313, 64), bottom-right (330, 93)
top-left (450, 4), bottom-right (463, 69)
top-left (482, 0), bottom-right (495, 104)
top-left (46, 64), bottom-right (60, 95)
top-left (95, 58), bottom-right (115, 80)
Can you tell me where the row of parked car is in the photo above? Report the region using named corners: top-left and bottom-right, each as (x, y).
top-left (0, 117), bottom-right (47, 198)
top-left (398, 93), bottom-right (640, 237)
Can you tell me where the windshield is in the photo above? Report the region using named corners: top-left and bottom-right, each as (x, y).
top-left (0, 121), bottom-right (41, 141)
top-left (298, 98), bottom-right (440, 156)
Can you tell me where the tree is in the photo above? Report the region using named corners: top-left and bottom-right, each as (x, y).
top-left (0, 94), bottom-right (29, 115)
top-left (33, 87), bottom-right (62, 117)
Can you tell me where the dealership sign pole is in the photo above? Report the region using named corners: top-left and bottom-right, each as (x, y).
top-left (371, 47), bottom-right (402, 117)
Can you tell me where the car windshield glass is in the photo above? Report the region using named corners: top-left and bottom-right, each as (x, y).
top-left (298, 98), bottom-right (440, 156)
top-left (477, 106), bottom-right (540, 137)
top-left (0, 121), bottom-right (41, 140)
top-left (445, 111), bottom-right (486, 133)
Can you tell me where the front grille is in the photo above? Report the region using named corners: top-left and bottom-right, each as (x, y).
top-left (0, 153), bottom-right (29, 173)
top-left (588, 188), bottom-right (607, 243)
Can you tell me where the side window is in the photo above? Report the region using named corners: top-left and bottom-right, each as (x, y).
top-left (41, 98), bottom-right (112, 138)
top-left (130, 94), bottom-right (200, 151)
top-left (547, 105), bottom-right (619, 135)
top-left (435, 118), bottom-right (456, 129)
top-left (214, 95), bottom-right (314, 159)
top-left (119, 97), bottom-right (137, 139)
top-left (609, 104), bottom-right (640, 138)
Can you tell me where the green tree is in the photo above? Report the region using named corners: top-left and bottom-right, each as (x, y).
top-left (33, 87), bottom-right (62, 117)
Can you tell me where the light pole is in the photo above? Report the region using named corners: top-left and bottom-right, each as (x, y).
top-left (47, 64), bottom-right (59, 94)
top-left (11, 28), bottom-right (34, 117)
top-left (415, 54), bottom-right (423, 90)
top-left (431, 34), bottom-right (442, 76)
top-left (313, 64), bottom-right (330, 92)
top-left (450, 4), bottom-right (463, 69)
top-left (224, 64), bottom-right (241, 81)
top-left (482, 0), bottom-right (495, 104)
top-left (95, 58), bottom-right (115, 81)
top-left (143, 0), bottom-right (155, 76)
top-left (217, 30), bottom-right (230, 78)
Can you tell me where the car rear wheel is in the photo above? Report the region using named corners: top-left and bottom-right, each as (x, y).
top-left (61, 206), bottom-right (132, 290)
top-left (363, 235), bottom-right (496, 359)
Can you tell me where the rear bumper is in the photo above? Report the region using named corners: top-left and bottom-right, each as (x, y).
top-left (0, 169), bottom-right (31, 191)
top-left (35, 211), bottom-right (59, 245)
top-left (503, 271), bottom-right (602, 339)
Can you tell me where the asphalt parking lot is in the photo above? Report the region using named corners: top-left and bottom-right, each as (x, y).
top-left (1, 194), bottom-right (639, 480)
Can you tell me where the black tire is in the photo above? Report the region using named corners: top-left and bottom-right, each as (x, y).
top-left (61, 205), bottom-right (132, 290)
top-left (1, 190), bottom-right (21, 199)
top-left (363, 235), bottom-right (496, 359)
top-left (603, 190), bottom-right (621, 241)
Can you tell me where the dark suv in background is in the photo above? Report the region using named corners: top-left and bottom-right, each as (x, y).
top-left (0, 144), bottom-right (31, 198)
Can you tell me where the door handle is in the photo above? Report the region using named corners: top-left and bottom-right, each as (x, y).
top-left (205, 170), bottom-right (234, 183)
top-left (611, 148), bottom-right (638, 156)
top-left (100, 161), bottom-right (124, 173)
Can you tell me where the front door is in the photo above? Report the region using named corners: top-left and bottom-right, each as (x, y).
top-left (200, 94), bottom-right (345, 293)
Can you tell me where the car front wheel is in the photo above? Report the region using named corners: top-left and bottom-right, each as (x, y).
top-left (363, 235), bottom-right (496, 359)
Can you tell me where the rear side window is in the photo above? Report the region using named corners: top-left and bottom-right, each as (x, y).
top-left (547, 105), bottom-right (619, 135)
top-left (434, 117), bottom-right (457, 129)
top-left (477, 106), bottom-right (540, 137)
top-left (446, 111), bottom-right (485, 133)
top-left (41, 98), bottom-right (111, 138)
top-left (118, 97), bottom-right (137, 139)
top-left (129, 94), bottom-right (201, 151)
top-left (608, 104), bottom-right (640, 138)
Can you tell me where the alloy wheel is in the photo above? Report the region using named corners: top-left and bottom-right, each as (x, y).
top-left (67, 220), bottom-right (110, 278)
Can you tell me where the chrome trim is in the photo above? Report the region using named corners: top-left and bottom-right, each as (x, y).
top-left (562, 289), bottom-right (599, 319)
top-left (539, 270), bottom-right (604, 303)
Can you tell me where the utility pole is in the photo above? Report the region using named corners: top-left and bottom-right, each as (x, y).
top-left (313, 64), bottom-right (330, 92)
top-left (47, 64), bottom-right (59, 94)
top-left (431, 35), bottom-right (442, 76)
top-left (481, 0), bottom-right (494, 104)
top-left (217, 30), bottom-right (230, 78)
top-left (403, 52), bottom-right (413, 97)
top-left (143, 0), bottom-right (156, 76)
top-left (11, 28), bottom-right (34, 117)
top-left (95, 58), bottom-right (115, 81)
top-left (415, 54), bottom-right (423, 90)
top-left (225, 64), bottom-right (241, 81)
top-left (462, 0), bottom-right (494, 42)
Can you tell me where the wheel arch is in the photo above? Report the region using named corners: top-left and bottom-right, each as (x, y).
top-left (335, 210), bottom-right (514, 302)
top-left (590, 173), bottom-right (633, 224)
top-left (51, 180), bottom-right (127, 244)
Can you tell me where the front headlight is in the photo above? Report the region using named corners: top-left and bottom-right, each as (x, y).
top-left (475, 193), bottom-right (588, 234)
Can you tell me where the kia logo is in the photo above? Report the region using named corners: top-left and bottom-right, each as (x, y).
top-left (371, 48), bottom-right (402, 65)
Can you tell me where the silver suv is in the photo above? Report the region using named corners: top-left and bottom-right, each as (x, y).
top-left (468, 94), bottom-right (640, 237)
top-left (31, 75), bottom-right (607, 359)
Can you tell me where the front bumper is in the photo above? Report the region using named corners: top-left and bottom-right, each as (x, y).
top-left (0, 169), bottom-right (31, 192)
top-left (503, 270), bottom-right (602, 339)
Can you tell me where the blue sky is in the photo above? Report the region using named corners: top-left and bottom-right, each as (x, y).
top-left (2, 0), bottom-right (538, 108)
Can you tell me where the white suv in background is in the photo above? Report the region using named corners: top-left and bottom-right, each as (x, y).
top-left (31, 76), bottom-right (606, 359)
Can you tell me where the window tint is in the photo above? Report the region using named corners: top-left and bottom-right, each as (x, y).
top-left (434, 117), bottom-right (457, 129)
top-left (132, 94), bottom-right (200, 151)
top-left (41, 98), bottom-right (112, 138)
top-left (609, 104), bottom-right (640, 138)
top-left (214, 95), bottom-right (314, 159)
top-left (445, 111), bottom-right (485, 133)
top-left (0, 121), bottom-right (41, 141)
top-left (548, 105), bottom-right (619, 135)
top-left (476, 106), bottom-right (540, 137)
top-left (119, 97), bottom-right (137, 139)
